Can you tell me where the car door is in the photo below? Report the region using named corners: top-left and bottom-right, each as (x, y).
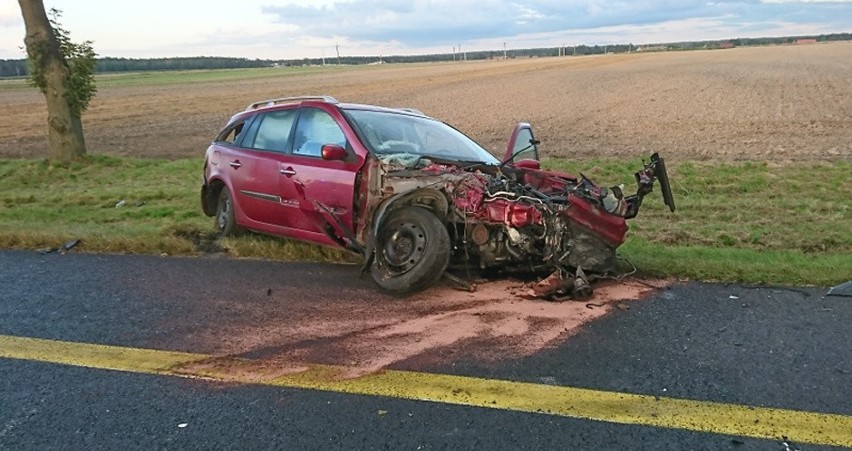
top-left (227, 108), bottom-right (298, 229)
top-left (276, 106), bottom-right (362, 244)
top-left (504, 122), bottom-right (541, 169)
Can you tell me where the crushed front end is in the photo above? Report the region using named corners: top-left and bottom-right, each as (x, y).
top-left (373, 153), bottom-right (675, 299)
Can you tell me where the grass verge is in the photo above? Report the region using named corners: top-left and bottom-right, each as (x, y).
top-left (0, 65), bottom-right (361, 91)
top-left (0, 156), bottom-right (848, 286)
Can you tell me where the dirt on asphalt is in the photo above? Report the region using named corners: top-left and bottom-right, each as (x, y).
top-left (176, 278), bottom-right (670, 380)
top-left (1, 42), bottom-right (850, 163)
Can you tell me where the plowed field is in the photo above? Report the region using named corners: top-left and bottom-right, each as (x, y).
top-left (1, 42), bottom-right (850, 162)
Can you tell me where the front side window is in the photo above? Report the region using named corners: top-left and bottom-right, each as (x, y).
top-left (510, 127), bottom-right (539, 162)
top-left (250, 110), bottom-right (298, 153)
top-left (292, 109), bottom-right (347, 157)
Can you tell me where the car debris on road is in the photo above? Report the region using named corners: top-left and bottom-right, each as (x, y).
top-left (201, 96), bottom-right (675, 297)
top-left (39, 239), bottom-right (81, 255)
top-left (827, 281), bottom-right (852, 297)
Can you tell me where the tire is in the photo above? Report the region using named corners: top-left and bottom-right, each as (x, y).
top-left (370, 206), bottom-right (450, 294)
top-left (214, 188), bottom-right (239, 237)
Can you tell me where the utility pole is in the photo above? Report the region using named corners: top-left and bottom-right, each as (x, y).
top-left (503, 42), bottom-right (507, 59)
top-left (452, 46), bottom-right (455, 61)
top-left (335, 43), bottom-right (340, 65)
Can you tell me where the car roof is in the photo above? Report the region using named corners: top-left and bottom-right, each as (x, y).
top-left (225, 96), bottom-right (432, 128)
top-left (340, 102), bottom-right (426, 114)
top-left (243, 96), bottom-right (428, 116)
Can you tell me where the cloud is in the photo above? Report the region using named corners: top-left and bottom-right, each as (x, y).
top-left (0, 2), bottom-right (23, 28)
top-left (468, 14), bottom-right (841, 51)
top-left (761, 0), bottom-right (852, 3)
top-left (258, 0), bottom-right (850, 49)
top-left (261, 1), bottom-right (518, 45)
top-left (5, 0), bottom-right (846, 59)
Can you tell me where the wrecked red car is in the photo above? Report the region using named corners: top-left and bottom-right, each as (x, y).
top-left (201, 96), bottom-right (675, 296)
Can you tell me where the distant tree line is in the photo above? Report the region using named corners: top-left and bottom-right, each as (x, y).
top-left (0, 56), bottom-right (271, 77)
top-left (2, 32), bottom-right (850, 78)
top-left (96, 56), bottom-right (270, 72)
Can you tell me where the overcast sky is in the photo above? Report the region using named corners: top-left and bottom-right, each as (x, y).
top-left (1, 0), bottom-right (850, 60)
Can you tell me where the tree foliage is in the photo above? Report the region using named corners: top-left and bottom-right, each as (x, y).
top-left (18, 0), bottom-right (90, 162)
top-left (27, 8), bottom-right (96, 116)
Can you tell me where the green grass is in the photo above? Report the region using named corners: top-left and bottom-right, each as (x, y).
top-left (0, 155), bottom-right (354, 263)
top-left (544, 157), bottom-right (851, 285)
top-left (0, 65), bottom-right (362, 91)
top-left (0, 156), bottom-right (849, 285)
top-left (94, 66), bottom-right (359, 88)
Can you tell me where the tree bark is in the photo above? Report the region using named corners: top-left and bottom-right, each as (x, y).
top-left (18, 0), bottom-right (86, 162)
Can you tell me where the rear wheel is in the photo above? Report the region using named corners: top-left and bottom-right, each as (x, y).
top-left (214, 188), bottom-right (240, 237)
top-left (371, 206), bottom-right (450, 294)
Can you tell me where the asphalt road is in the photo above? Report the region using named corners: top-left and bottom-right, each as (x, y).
top-left (0, 250), bottom-right (849, 450)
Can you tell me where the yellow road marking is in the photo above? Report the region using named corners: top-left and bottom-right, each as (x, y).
top-left (1, 334), bottom-right (850, 447)
top-left (0, 334), bottom-right (209, 374)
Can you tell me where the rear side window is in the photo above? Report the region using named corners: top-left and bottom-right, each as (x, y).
top-left (216, 119), bottom-right (249, 145)
top-left (249, 110), bottom-right (297, 153)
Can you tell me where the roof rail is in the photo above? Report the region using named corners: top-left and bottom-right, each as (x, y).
top-left (245, 95), bottom-right (339, 111)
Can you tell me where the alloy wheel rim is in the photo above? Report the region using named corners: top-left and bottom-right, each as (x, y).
top-left (217, 196), bottom-right (230, 230)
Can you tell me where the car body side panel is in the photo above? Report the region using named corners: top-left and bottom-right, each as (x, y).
top-left (508, 166), bottom-right (629, 246)
top-left (274, 103), bottom-right (370, 243)
top-left (564, 195), bottom-right (629, 246)
top-left (278, 156), bottom-right (361, 234)
top-left (208, 144), bottom-right (286, 227)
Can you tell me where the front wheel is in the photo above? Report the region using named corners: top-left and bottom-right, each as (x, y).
top-left (370, 206), bottom-right (450, 294)
top-left (214, 188), bottom-right (240, 237)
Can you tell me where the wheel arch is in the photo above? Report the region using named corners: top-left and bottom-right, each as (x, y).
top-left (371, 188), bottom-right (450, 238)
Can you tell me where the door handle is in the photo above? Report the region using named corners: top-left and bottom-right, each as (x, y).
top-left (229, 160), bottom-right (242, 169)
top-left (279, 168), bottom-right (297, 176)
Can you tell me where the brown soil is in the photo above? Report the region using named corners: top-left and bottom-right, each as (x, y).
top-left (1, 43), bottom-right (850, 162)
top-left (177, 278), bottom-right (669, 380)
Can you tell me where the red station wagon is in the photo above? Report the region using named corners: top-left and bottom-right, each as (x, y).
top-left (201, 96), bottom-right (674, 296)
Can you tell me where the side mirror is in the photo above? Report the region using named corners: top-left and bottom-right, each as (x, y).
top-left (321, 144), bottom-right (348, 161)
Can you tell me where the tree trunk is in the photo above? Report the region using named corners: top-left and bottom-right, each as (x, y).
top-left (18, 0), bottom-right (86, 162)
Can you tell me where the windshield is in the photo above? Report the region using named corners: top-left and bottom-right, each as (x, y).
top-left (343, 108), bottom-right (500, 165)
